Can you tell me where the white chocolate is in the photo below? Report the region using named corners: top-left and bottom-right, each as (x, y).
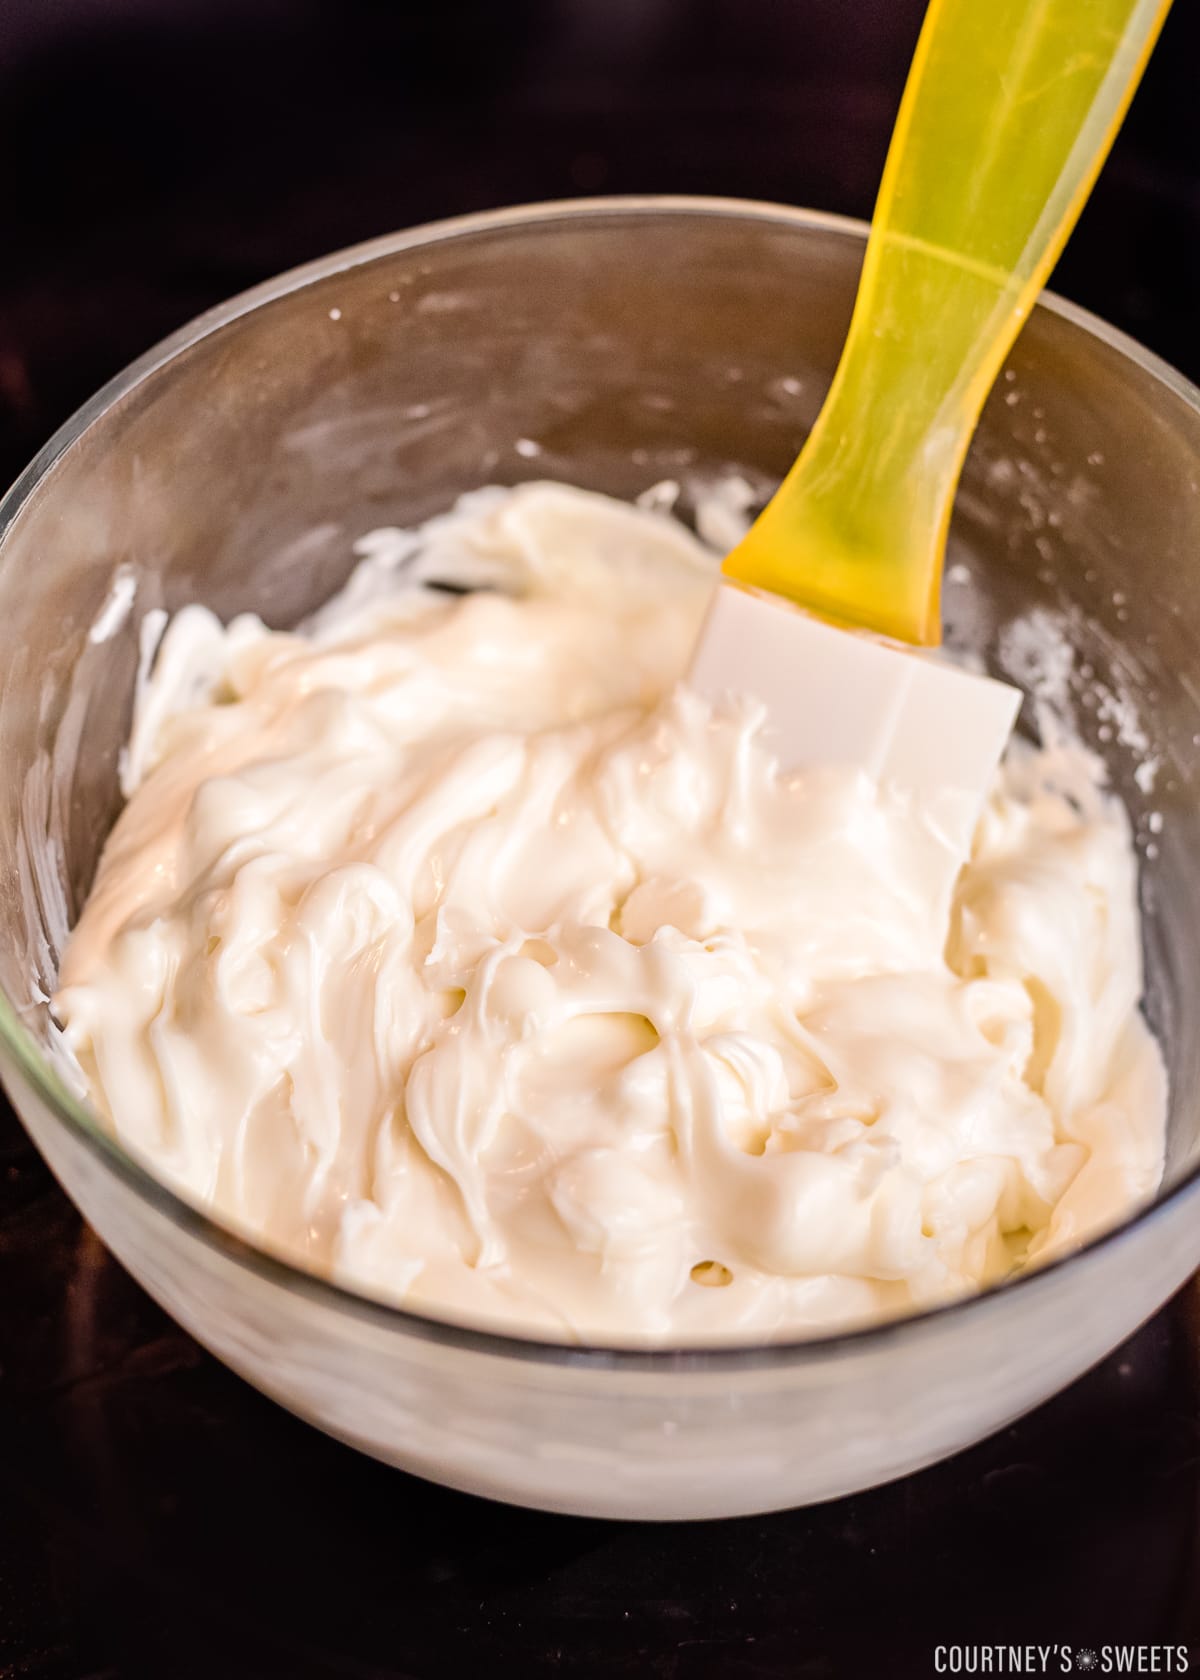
top-left (56, 483), bottom-right (1166, 1344)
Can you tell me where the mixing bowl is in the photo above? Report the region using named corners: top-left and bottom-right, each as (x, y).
top-left (1, 198), bottom-right (1199, 1521)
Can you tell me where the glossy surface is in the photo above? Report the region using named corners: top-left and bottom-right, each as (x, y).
top-left (55, 483), bottom-right (1165, 1343)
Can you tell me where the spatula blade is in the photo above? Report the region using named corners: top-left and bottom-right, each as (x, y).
top-left (689, 580), bottom-right (1022, 863)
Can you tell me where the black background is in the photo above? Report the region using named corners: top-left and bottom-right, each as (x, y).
top-left (1, 2), bottom-right (1199, 1676)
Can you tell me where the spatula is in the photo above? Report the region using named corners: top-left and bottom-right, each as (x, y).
top-left (690, 0), bottom-right (1171, 890)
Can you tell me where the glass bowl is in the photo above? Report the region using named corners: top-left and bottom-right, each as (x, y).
top-left (1, 198), bottom-right (1199, 1521)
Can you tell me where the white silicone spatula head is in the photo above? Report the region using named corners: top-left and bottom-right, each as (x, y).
top-left (690, 0), bottom-right (1171, 888)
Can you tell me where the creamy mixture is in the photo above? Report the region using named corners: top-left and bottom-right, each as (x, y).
top-left (55, 483), bottom-right (1166, 1343)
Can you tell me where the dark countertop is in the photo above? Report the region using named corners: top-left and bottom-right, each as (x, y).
top-left (1, 2), bottom-right (1198, 1674)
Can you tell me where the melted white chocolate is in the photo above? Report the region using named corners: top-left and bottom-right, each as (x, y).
top-left (55, 483), bottom-right (1166, 1343)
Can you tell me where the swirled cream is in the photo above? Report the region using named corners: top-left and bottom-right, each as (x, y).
top-left (55, 483), bottom-right (1166, 1343)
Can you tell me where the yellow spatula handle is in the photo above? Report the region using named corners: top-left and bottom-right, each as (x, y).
top-left (724, 0), bottom-right (1171, 645)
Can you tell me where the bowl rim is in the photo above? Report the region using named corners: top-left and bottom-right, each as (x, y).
top-left (2, 191), bottom-right (1200, 1373)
